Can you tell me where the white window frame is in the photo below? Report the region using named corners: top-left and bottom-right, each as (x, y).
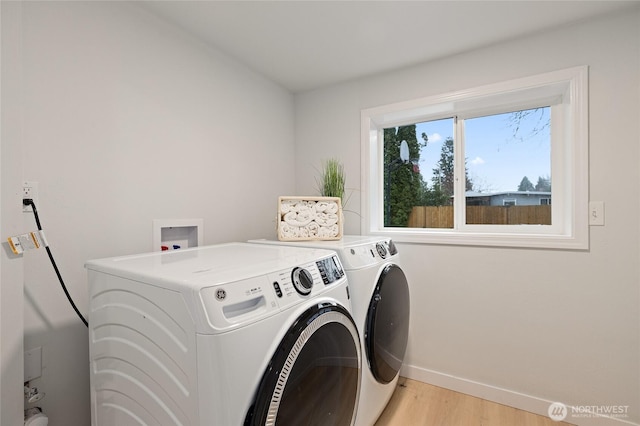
top-left (361, 66), bottom-right (589, 249)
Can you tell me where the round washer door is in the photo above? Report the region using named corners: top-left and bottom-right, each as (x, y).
top-left (365, 263), bottom-right (410, 384)
top-left (245, 302), bottom-right (361, 426)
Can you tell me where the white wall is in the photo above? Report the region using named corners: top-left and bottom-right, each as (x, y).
top-left (2, 2), bottom-right (295, 425)
top-left (3, 2), bottom-right (639, 426)
top-left (1, 2), bottom-right (25, 425)
top-left (295, 7), bottom-right (640, 426)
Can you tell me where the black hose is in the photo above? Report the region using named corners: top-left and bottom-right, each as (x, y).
top-left (24, 199), bottom-right (88, 327)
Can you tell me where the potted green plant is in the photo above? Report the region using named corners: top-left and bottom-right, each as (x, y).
top-left (317, 158), bottom-right (345, 201)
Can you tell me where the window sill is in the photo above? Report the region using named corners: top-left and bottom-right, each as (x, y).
top-left (367, 228), bottom-right (589, 250)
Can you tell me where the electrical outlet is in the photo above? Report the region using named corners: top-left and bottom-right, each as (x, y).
top-left (22, 181), bottom-right (39, 212)
top-left (589, 201), bottom-right (605, 226)
top-left (24, 346), bottom-right (42, 382)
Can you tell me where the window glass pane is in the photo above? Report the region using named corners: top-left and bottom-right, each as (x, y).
top-left (383, 118), bottom-right (454, 228)
top-left (464, 107), bottom-right (551, 225)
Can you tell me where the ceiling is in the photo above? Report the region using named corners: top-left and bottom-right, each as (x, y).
top-left (138, 1), bottom-right (638, 93)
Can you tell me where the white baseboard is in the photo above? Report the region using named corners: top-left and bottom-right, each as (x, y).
top-left (400, 364), bottom-right (638, 426)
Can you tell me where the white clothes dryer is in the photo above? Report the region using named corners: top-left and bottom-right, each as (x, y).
top-left (86, 242), bottom-right (361, 426)
top-left (249, 236), bottom-right (410, 426)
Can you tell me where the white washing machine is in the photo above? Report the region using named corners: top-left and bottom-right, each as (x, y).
top-left (85, 242), bottom-right (361, 426)
top-left (249, 236), bottom-right (410, 426)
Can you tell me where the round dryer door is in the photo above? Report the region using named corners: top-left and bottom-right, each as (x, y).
top-left (245, 303), bottom-right (361, 426)
top-left (365, 264), bottom-right (410, 384)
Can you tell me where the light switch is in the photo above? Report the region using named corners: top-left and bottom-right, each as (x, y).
top-left (589, 201), bottom-right (605, 226)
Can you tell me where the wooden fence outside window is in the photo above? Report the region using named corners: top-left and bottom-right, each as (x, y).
top-left (407, 205), bottom-right (551, 228)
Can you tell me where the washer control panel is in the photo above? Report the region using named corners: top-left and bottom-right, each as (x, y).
top-left (284, 254), bottom-right (345, 296)
top-left (316, 255), bottom-right (345, 285)
top-left (200, 254), bottom-right (348, 331)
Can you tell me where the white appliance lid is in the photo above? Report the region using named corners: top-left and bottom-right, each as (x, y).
top-left (85, 242), bottom-right (338, 290)
top-left (249, 235), bottom-right (389, 250)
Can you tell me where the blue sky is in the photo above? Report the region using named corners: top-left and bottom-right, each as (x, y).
top-left (415, 108), bottom-right (551, 192)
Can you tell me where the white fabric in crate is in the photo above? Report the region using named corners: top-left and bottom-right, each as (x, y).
top-left (279, 200), bottom-right (340, 238)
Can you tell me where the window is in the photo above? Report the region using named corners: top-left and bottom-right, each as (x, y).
top-left (361, 66), bottom-right (589, 249)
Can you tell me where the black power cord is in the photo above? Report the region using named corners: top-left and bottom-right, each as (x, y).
top-left (23, 199), bottom-right (88, 327)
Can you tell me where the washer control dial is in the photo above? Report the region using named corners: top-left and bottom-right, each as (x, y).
top-left (291, 267), bottom-right (314, 295)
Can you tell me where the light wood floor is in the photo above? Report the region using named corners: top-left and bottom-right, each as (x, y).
top-left (375, 377), bottom-right (574, 426)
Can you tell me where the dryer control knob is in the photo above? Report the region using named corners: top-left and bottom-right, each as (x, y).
top-left (376, 242), bottom-right (388, 259)
top-left (291, 267), bottom-right (314, 295)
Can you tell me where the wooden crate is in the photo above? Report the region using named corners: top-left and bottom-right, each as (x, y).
top-left (277, 196), bottom-right (343, 241)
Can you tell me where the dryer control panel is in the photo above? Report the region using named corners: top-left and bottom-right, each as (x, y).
top-left (339, 239), bottom-right (399, 270)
